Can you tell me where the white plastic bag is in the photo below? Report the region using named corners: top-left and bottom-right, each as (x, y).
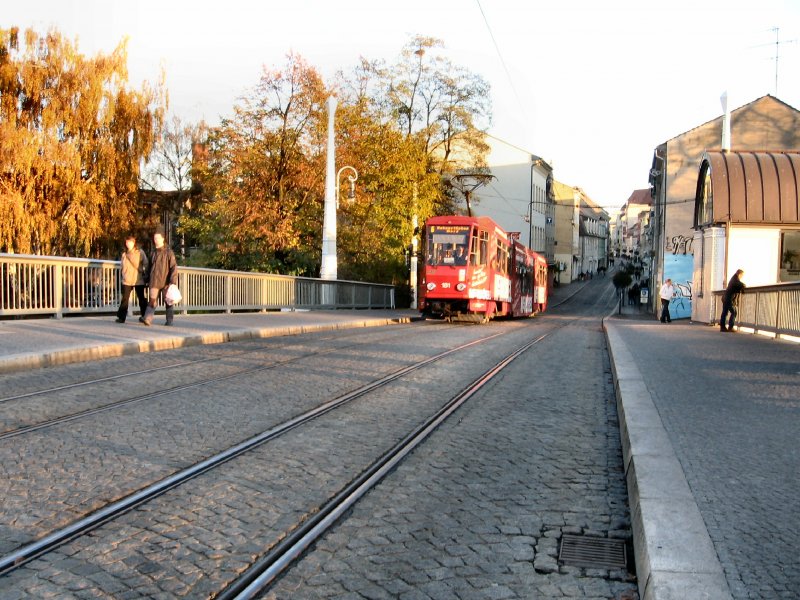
top-left (165, 283), bottom-right (182, 305)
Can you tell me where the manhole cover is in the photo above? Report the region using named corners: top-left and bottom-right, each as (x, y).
top-left (558, 534), bottom-right (627, 569)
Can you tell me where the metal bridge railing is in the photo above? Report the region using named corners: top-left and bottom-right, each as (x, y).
top-left (712, 282), bottom-right (800, 340)
top-left (0, 253), bottom-right (395, 318)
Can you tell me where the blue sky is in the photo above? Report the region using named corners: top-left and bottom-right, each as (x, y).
top-left (4, 0), bottom-right (800, 211)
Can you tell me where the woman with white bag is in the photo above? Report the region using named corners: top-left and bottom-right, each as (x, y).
top-left (142, 226), bottom-right (179, 326)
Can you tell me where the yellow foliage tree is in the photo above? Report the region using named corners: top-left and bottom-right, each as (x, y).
top-left (0, 27), bottom-right (165, 256)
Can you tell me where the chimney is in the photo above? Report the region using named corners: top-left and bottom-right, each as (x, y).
top-left (720, 91), bottom-right (731, 152)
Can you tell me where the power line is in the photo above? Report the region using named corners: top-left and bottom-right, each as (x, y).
top-left (475, 0), bottom-right (526, 114)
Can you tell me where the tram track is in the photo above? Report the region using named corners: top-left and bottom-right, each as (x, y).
top-left (215, 332), bottom-right (549, 600)
top-left (0, 321), bottom-right (443, 405)
top-left (0, 328), bottom-right (512, 576)
top-left (0, 322), bottom-right (447, 438)
top-left (0, 282), bottom-right (628, 598)
top-left (215, 297), bottom-right (614, 598)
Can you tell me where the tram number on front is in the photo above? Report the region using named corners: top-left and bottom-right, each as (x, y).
top-left (441, 282), bottom-right (451, 288)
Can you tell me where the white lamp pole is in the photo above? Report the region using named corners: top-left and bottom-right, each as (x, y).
top-left (410, 213), bottom-right (419, 309)
top-left (320, 95), bottom-right (338, 280)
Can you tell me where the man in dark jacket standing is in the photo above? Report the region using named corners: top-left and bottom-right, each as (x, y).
top-left (142, 227), bottom-right (178, 326)
top-left (720, 269), bottom-right (745, 332)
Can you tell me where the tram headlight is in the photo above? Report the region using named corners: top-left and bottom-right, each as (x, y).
top-left (426, 282), bottom-right (436, 291)
top-left (455, 283), bottom-right (466, 291)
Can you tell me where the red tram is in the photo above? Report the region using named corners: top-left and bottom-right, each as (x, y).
top-left (418, 215), bottom-right (548, 322)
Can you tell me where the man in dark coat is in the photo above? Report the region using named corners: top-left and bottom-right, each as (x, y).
top-left (142, 227), bottom-right (178, 326)
top-left (720, 269), bottom-right (745, 332)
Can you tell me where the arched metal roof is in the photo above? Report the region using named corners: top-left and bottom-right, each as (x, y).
top-left (694, 151), bottom-right (800, 228)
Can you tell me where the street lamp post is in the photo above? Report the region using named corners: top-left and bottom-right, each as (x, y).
top-left (320, 97), bottom-right (359, 281)
top-left (335, 166), bottom-right (358, 209)
top-left (320, 96), bottom-right (338, 281)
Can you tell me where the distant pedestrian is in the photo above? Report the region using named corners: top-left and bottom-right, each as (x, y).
top-left (115, 235), bottom-right (149, 323)
top-left (628, 283), bottom-right (640, 305)
top-left (659, 278), bottom-right (675, 323)
top-left (720, 269), bottom-right (746, 332)
top-left (142, 227), bottom-right (178, 327)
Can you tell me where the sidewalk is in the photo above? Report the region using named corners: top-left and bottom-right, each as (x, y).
top-left (604, 310), bottom-right (800, 599)
top-left (0, 309), bottom-right (420, 375)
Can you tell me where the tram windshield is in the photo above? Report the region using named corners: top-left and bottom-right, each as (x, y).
top-left (427, 225), bottom-right (470, 266)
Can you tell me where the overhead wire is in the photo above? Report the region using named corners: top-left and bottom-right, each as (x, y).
top-left (475, 4), bottom-right (669, 216)
top-left (475, 0), bottom-right (527, 116)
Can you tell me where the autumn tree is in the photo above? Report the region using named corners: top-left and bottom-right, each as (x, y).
top-left (141, 115), bottom-right (205, 258)
top-left (182, 36), bottom-right (492, 286)
top-left (0, 27), bottom-right (165, 257)
top-left (182, 53), bottom-right (328, 274)
top-left (142, 115), bottom-right (199, 199)
top-left (333, 66), bottom-right (439, 285)
top-left (386, 36), bottom-right (491, 179)
top-left (329, 36), bottom-right (491, 282)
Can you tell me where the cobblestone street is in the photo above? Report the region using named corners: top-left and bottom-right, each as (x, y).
top-left (266, 309), bottom-right (637, 599)
top-left (0, 279), bottom-right (639, 599)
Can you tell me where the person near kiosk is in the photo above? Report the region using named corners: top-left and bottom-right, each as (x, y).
top-left (720, 269), bottom-right (746, 332)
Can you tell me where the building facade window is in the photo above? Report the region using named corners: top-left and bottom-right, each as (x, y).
top-left (780, 230), bottom-right (800, 282)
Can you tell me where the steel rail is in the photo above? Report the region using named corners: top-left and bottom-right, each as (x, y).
top-left (215, 333), bottom-right (550, 600)
top-left (0, 330), bottom-right (506, 576)
top-left (0, 321), bottom-right (438, 405)
top-left (0, 323), bottom-right (443, 440)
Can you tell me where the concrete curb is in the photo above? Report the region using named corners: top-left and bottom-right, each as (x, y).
top-left (0, 315), bottom-right (418, 375)
top-left (603, 317), bottom-right (732, 600)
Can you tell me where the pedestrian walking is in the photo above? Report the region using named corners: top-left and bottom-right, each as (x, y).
top-left (628, 282), bottom-right (640, 305)
top-left (115, 235), bottom-right (149, 323)
top-left (659, 278), bottom-right (675, 323)
top-left (142, 227), bottom-right (178, 327)
top-left (720, 269), bottom-right (746, 332)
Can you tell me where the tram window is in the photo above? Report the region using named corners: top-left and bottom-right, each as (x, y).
top-left (470, 233), bottom-right (478, 265)
top-left (427, 225), bottom-right (470, 266)
top-left (478, 230), bottom-right (489, 265)
top-left (518, 264), bottom-right (531, 294)
top-left (496, 240), bottom-right (509, 275)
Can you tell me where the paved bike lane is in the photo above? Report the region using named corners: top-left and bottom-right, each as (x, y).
top-left (604, 314), bottom-right (799, 599)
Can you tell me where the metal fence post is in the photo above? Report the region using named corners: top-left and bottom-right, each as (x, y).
top-left (225, 274), bottom-right (232, 314)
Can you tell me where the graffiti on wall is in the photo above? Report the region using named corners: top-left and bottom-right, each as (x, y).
top-left (663, 254), bottom-right (693, 319)
top-left (667, 234), bottom-right (693, 256)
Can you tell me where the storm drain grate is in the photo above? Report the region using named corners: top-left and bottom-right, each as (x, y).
top-left (558, 534), bottom-right (627, 570)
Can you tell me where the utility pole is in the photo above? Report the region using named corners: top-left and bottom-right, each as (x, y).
top-left (451, 173), bottom-right (495, 217)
